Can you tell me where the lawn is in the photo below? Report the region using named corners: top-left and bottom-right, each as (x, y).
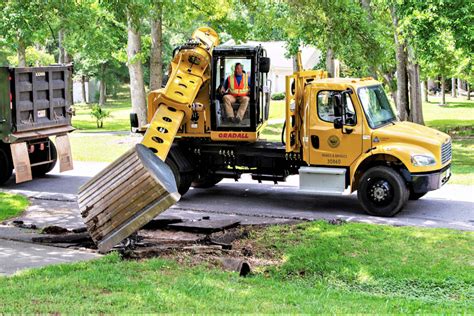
top-left (0, 221), bottom-right (472, 313)
top-left (69, 134), bottom-right (138, 163)
top-left (72, 86), bottom-right (132, 133)
top-left (0, 192), bottom-right (29, 221)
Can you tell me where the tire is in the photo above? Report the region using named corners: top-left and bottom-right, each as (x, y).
top-left (31, 141), bottom-right (57, 177)
top-left (192, 175), bottom-right (223, 188)
top-left (409, 190), bottom-right (427, 200)
top-left (166, 158), bottom-right (193, 196)
top-left (0, 146), bottom-right (13, 185)
top-left (357, 166), bottom-right (409, 217)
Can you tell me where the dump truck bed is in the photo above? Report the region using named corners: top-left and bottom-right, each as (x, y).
top-left (0, 65), bottom-right (73, 142)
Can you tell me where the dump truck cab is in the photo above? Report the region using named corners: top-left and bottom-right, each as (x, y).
top-left (297, 78), bottom-right (451, 215)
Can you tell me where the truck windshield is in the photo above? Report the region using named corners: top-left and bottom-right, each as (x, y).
top-left (358, 85), bottom-right (397, 128)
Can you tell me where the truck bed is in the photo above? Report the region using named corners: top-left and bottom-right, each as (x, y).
top-left (0, 66), bottom-right (72, 140)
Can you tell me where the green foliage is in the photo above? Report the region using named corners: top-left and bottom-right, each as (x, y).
top-left (271, 92), bottom-right (285, 100)
top-left (90, 104), bottom-right (111, 128)
top-left (0, 192), bottom-right (29, 221)
top-left (6, 46), bottom-right (55, 66)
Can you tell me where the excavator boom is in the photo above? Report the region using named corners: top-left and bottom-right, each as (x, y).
top-left (78, 27), bottom-right (219, 253)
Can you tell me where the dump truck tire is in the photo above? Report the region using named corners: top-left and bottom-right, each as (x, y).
top-left (32, 141), bottom-right (57, 177)
top-left (166, 159), bottom-right (193, 196)
top-left (0, 147), bottom-right (13, 185)
top-left (357, 166), bottom-right (409, 217)
top-left (192, 175), bottom-right (223, 188)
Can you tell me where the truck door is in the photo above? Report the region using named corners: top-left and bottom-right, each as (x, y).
top-left (307, 89), bottom-right (363, 167)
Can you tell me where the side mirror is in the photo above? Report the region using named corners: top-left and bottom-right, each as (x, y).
top-left (259, 57), bottom-right (270, 73)
top-left (333, 117), bottom-right (343, 129)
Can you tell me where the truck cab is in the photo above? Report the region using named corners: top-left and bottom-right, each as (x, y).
top-left (297, 78), bottom-right (451, 216)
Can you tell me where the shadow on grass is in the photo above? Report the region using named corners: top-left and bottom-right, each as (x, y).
top-left (427, 100), bottom-right (474, 108)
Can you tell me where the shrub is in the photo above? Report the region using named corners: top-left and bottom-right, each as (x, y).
top-left (90, 104), bottom-right (111, 128)
top-left (271, 92), bottom-right (285, 100)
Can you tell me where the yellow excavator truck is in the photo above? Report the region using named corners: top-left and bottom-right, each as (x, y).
top-left (79, 27), bottom-right (452, 253)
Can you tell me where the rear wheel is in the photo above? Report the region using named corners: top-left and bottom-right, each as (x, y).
top-left (31, 141), bottom-right (57, 177)
top-left (0, 147), bottom-right (13, 185)
top-left (357, 166), bottom-right (409, 217)
top-left (166, 159), bottom-right (193, 196)
top-left (192, 175), bottom-right (223, 188)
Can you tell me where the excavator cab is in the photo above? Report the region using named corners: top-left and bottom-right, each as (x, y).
top-left (211, 45), bottom-right (271, 133)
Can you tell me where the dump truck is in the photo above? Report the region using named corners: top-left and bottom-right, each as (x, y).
top-left (79, 27), bottom-right (452, 253)
top-left (0, 65), bottom-right (74, 185)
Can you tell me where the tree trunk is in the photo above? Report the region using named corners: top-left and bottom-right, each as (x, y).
top-left (423, 80), bottom-right (429, 102)
top-left (468, 83), bottom-right (471, 100)
top-left (390, 5), bottom-right (409, 120)
top-left (451, 78), bottom-right (456, 97)
top-left (81, 75), bottom-right (87, 104)
top-left (457, 78), bottom-right (462, 96)
top-left (99, 64), bottom-right (107, 106)
top-left (127, 12), bottom-right (147, 127)
top-left (382, 72), bottom-right (398, 107)
top-left (441, 76), bottom-right (446, 105)
top-left (149, 2), bottom-right (163, 91)
top-left (408, 62), bottom-right (424, 124)
top-left (326, 48), bottom-right (335, 78)
top-left (58, 29), bottom-right (66, 64)
top-left (17, 39), bottom-right (26, 67)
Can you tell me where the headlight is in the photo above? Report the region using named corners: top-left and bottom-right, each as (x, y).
top-left (411, 154), bottom-right (436, 166)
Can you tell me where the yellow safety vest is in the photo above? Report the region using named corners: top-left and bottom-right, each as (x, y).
top-left (228, 74), bottom-right (249, 97)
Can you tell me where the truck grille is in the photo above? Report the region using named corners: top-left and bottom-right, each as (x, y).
top-left (441, 140), bottom-right (452, 165)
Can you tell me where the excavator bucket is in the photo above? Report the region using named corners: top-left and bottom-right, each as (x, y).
top-left (79, 144), bottom-right (179, 253)
top-left (79, 27), bottom-right (219, 253)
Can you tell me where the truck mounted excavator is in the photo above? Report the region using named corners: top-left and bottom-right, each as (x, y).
top-left (79, 27), bottom-right (452, 253)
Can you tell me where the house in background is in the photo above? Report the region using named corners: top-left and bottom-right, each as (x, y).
top-left (223, 40), bottom-right (322, 93)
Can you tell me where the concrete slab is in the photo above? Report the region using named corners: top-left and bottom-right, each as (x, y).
top-left (0, 239), bottom-right (101, 276)
top-left (168, 219), bottom-right (241, 233)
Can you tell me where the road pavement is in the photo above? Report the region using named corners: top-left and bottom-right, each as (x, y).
top-left (0, 239), bottom-right (100, 276)
top-left (2, 161), bottom-right (473, 231)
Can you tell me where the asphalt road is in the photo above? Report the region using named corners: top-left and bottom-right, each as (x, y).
top-left (3, 161), bottom-right (474, 231)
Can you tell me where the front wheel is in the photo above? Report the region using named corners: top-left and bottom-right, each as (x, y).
top-left (409, 190), bottom-right (427, 200)
top-left (357, 166), bottom-right (409, 217)
top-left (166, 159), bottom-right (193, 196)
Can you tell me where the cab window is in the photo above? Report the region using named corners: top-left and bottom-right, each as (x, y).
top-left (317, 91), bottom-right (356, 125)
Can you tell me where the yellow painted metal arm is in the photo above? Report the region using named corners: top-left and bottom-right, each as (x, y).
top-left (142, 27), bottom-right (219, 161)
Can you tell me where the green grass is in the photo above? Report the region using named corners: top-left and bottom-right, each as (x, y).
top-left (269, 100), bottom-right (285, 121)
top-left (72, 86), bottom-right (132, 133)
top-left (0, 192), bottom-right (29, 221)
top-left (69, 134), bottom-right (137, 163)
top-left (0, 221), bottom-right (472, 313)
top-left (423, 96), bottom-right (474, 137)
top-left (450, 139), bottom-right (474, 185)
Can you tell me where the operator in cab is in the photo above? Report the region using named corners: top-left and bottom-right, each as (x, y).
top-left (221, 63), bottom-right (251, 124)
